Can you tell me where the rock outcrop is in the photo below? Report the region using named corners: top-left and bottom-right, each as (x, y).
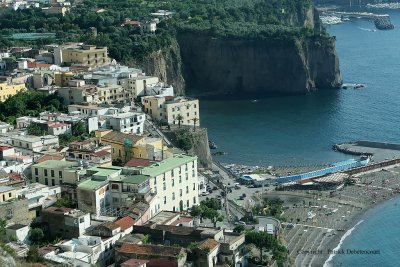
top-left (136, 39), bottom-right (186, 96)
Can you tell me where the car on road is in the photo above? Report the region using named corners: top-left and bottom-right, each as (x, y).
top-left (202, 191), bottom-right (210, 196)
top-left (208, 189), bottom-right (213, 193)
top-left (235, 184), bottom-right (241, 189)
top-left (235, 221), bottom-right (246, 225)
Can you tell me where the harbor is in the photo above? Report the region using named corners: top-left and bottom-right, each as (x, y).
top-left (320, 11), bottom-right (394, 29)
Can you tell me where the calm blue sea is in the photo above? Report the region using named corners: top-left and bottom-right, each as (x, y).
top-left (200, 10), bottom-right (400, 167)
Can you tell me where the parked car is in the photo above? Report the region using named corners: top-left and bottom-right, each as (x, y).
top-left (202, 191), bottom-right (210, 196)
top-left (213, 186), bottom-right (219, 190)
top-left (235, 221), bottom-right (246, 225)
top-left (208, 189), bottom-right (213, 193)
top-left (235, 184), bottom-right (241, 189)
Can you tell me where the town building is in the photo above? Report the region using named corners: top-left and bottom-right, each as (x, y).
top-left (119, 76), bottom-right (159, 98)
top-left (5, 134), bottom-right (59, 153)
top-left (0, 197), bottom-right (30, 225)
top-left (0, 185), bottom-right (16, 202)
top-left (115, 243), bottom-right (187, 267)
top-left (141, 154), bottom-right (199, 213)
top-left (107, 112), bottom-right (145, 135)
top-left (41, 207), bottom-right (91, 239)
top-left (54, 44), bottom-right (110, 68)
top-left (66, 139), bottom-right (112, 166)
top-left (218, 232), bottom-right (247, 267)
top-left (0, 81), bottom-right (26, 102)
top-left (95, 130), bottom-right (166, 162)
top-left (5, 224), bottom-right (29, 243)
top-left (31, 160), bottom-right (84, 186)
top-left (142, 96), bottom-right (200, 126)
top-left (195, 238), bottom-right (220, 267)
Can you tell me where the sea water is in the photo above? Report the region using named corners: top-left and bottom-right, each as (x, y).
top-left (200, 10), bottom-right (400, 167)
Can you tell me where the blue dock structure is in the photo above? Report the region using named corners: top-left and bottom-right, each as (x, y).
top-left (273, 158), bottom-right (370, 184)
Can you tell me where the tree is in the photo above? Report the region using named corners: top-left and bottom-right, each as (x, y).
top-left (27, 122), bottom-right (46, 136)
top-left (245, 231), bottom-right (276, 263)
top-left (72, 121), bottom-right (86, 136)
top-left (29, 228), bottom-right (44, 245)
top-left (175, 130), bottom-right (193, 153)
top-left (175, 114), bottom-right (184, 128)
top-left (26, 246), bottom-right (43, 263)
top-left (233, 224), bottom-right (245, 233)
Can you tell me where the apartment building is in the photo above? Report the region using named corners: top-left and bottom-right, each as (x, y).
top-left (0, 82), bottom-right (26, 102)
top-left (66, 140), bottom-right (112, 166)
top-left (119, 76), bottom-right (159, 98)
top-left (142, 96), bottom-right (200, 126)
top-left (107, 112), bottom-right (145, 135)
top-left (54, 45), bottom-right (110, 68)
top-left (31, 160), bottom-right (83, 186)
top-left (141, 154), bottom-right (199, 214)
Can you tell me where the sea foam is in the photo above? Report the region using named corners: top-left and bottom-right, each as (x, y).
top-left (323, 220), bottom-right (364, 267)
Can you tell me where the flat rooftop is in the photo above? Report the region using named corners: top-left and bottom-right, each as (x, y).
top-left (142, 154), bottom-right (197, 177)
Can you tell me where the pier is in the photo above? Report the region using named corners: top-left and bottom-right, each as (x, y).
top-left (329, 11), bottom-right (394, 30)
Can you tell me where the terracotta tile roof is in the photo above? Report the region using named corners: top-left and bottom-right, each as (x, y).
top-left (124, 20), bottom-right (141, 25)
top-left (118, 243), bottom-right (183, 257)
top-left (0, 146), bottom-right (13, 151)
top-left (48, 123), bottom-right (70, 128)
top-left (36, 154), bottom-right (65, 163)
top-left (121, 259), bottom-right (149, 267)
top-left (197, 238), bottom-right (219, 251)
top-left (125, 158), bottom-right (150, 167)
top-left (115, 216), bottom-right (136, 231)
top-left (101, 222), bottom-right (120, 231)
top-left (94, 150), bottom-right (111, 157)
top-left (103, 131), bottom-right (143, 144)
top-left (171, 216), bottom-right (193, 226)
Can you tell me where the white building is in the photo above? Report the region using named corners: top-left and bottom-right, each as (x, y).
top-left (6, 134), bottom-right (59, 153)
top-left (145, 82), bottom-right (174, 97)
top-left (6, 224), bottom-right (30, 243)
top-left (0, 122), bottom-right (13, 133)
top-left (47, 122), bottom-right (72, 136)
top-left (107, 112), bottom-right (145, 135)
top-left (16, 183), bottom-right (61, 210)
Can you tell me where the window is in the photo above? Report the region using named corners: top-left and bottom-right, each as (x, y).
top-left (44, 169), bottom-right (48, 176)
top-left (59, 171), bottom-right (62, 178)
top-left (187, 200), bottom-right (190, 208)
top-left (186, 186), bottom-right (189, 194)
top-left (51, 179), bottom-right (55, 186)
top-left (111, 184), bottom-right (119, 190)
top-left (193, 183), bottom-right (196, 190)
top-left (34, 168), bottom-right (38, 175)
top-left (171, 170), bottom-right (174, 176)
top-left (179, 176), bottom-right (182, 183)
top-left (192, 161), bottom-right (195, 168)
top-left (8, 193), bottom-right (11, 197)
top-left (180, 189), bottom-right (182, 197)
top-left (192, 170), bottom-right (195, 177)
top-left (164, 196), bottom-right (167, 204)
top-left (51, 170), bottom-right (55, 177)
top-left (113, 197), bottom-right (119, 203)
top-left (186, 173), bottom-right (188, 181)
top-left (172, 192), bottom-right (175, 200)
top-left (193, 196), bottom-right (197, 204)
top-left (45, 178), bottom-right (48, 185)
top-left (185, 164), bottom-right (188, 171)
top-left (154, 177), bottom-right (157, 185)
top-left (172, 179), bottom-right (174, 186)
top-left (163, 182), bottom-right (166, 191)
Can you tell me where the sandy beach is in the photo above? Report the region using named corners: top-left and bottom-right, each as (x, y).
top-left (267, 165), bottom-right (400, 267)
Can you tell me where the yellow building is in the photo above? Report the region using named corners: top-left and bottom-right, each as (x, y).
top-left (55, 45), bottom-right (111, 68)
top-left (95, 130), bottom-right (166, 162)
top-left (0, 82), bottom-right (26, 102)
top-left (0, 186), bottom-right (16, 202)
top-left (142, 96), bottom-right (200, 126)
top-left (119, 76), bottom-right (159, 98)
top-left (54, 71), bottom-right (75, 87)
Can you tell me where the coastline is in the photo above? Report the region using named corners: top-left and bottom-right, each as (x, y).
top-left (273, 165), bottom-right (400, 267)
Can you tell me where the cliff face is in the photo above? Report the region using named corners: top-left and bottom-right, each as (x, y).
top-left (138, 39), bottom-right (186, 96)
top-left (177, 33), bottom-right (341, 96)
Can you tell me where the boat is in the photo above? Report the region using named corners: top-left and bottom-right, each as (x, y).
top-left (354, 83), bottom-right (366, 89)
top-left (307, 211), bottom-right (316, 219)
top-left (208, 140), bottom-right (218, 149)
top-left (212, 151), bottom-right (227, 156)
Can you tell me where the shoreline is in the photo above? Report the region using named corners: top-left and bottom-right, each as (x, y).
top-left (272, 165), bottom-right (400, 266)
top-left (320, 193), bottom-right (399, 267)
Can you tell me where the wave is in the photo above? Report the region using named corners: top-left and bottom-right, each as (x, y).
top-left (358, 27), bottom-right (376, 32)
top-left (323, 220), bottom-right (364, 267)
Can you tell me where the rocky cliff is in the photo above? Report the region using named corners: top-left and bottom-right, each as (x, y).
top-left (137, 6), bottom-right (341, 97)
top-left (178, 33), bottom-right (341, 96)
top-left (137, 38), bottom-right (186, 96)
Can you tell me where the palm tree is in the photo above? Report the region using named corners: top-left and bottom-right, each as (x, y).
top-left (192, 117), bottom-right (198, 132)
top-left (176, 114), bottom-right (184, 128)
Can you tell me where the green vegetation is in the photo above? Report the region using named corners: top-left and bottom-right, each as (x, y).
top-left (190, 198), bottom-right (224, 227)
top-left (29, 228), bottom-right (44, 245)
top-left (0, 0), bottom-right (330, 64)
top-left (26, 246), bottom-right (43, 263)
top-left (245, 231), bottom-right (288, 267)
top-left (0, 91), bottom-right (64, 125)
top-left (55, 195), bottom-right (76, 208)
top-left (175, 129), bottom-right (193, 153)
